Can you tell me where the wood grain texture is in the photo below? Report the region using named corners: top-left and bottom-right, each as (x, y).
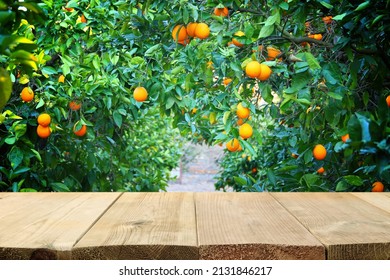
top-left (352, 193), bottom-right (390, 214)
top-left (272, 193), bottom-right (390, 260)
top-left (0, 193), bottom-right (120, 260)
top-left (195, 192), bottom-right (325, 260)
top-left (72, 192), bottom-right (198, 260)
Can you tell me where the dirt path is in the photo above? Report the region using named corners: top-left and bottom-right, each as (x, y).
top-left (167, 143), bottom-right (224, 192)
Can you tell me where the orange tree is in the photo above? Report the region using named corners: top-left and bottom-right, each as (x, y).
top-left (1, 0), bottom-right (182, 192)
top-left (1, 0), bottom-right (389, 192)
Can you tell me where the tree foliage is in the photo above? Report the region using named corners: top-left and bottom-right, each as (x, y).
top-left (1, 0), bottom-right (389, 192)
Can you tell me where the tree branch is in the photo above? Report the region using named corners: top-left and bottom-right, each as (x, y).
top-left (237, 8), bottom-right (333, 48)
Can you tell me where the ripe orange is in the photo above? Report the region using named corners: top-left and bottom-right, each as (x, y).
top-left (257, 64), bottom-right (272, 81)
top-left (371, 181), bottom-right (384, 192)
top-left (291, 153), bottom-right (299, 159)
top-left (37, 125), bottom-right (51, 138)
top-left (267, 46), bottom-right (281, 60)
top-left (313, 144), bottom-right (327, 160)
top-left (239, 123), bottom-right (253, 139)
top-left (223, 77), bottom-right (232, 86)
top-left (73, 122), bottom-right (87, 137)
top-left (322, 16), bottom-right (333, 24)
top-left (245, 61), bottom-right (262, 78)
top-left (58, 74), bottom-right (65, 83)
top-left (341, 134), bottom-right (350, 143)
top-left (194, 23), bottom-right (210, 39)
top-left (80, 14), bottom-right (87, 23)
top-left (313, 34), bottom-right (323, 40)
top-left (37, 113), bottom-right (51, 127)
top-left (178, 38), bottom-right (190, 46)
top-left (237, 118), bottom-right (244, 126)
top-left (186, 22), bottom-right (198, 37)
top-left (236, 103), bottom-right (250, 119)
top-left (252, 167), bottom-right (257, 173)
top-left (386, 95), bottom-right (390, 107)
top-left (226, 138), bottom-right (239, 152)
top-left (232, 31), bottom-right (245, 47)
top-left (20, 87), bottom-right (34, 102)
top-left (133, 86), bottom-right (148, 102)
top-left (172, 25), bottom-right (188, 42)
top-left (214, 7), bottom-right (228, 17)
top-left (69, 100), bottom-right (82, 111)
top-left (317, 167), bottom-right (325, 174)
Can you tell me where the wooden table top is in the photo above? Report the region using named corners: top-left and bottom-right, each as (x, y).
top-left (0, 192), bottom-right (389, 260)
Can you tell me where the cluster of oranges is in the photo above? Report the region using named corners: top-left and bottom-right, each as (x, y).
top-left (225, 103), bottom-right (254, 152)
top-left (245, 60), bottom-right (272, 81)
top-left (172, 22), bottom-right (210, 45)
top-left (37, 113), bottom-right (52, 139)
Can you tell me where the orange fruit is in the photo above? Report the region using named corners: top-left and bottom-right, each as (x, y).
top-left (236, 103), bottom-right (250, 119)
top-left (214, 7), bottom-right (228, 17)
top-left (194, 23), bottom-right (210, 39)
top-left (172, 25), bottom-right (188, 42)
top-left (73, 122), bottom-right (87, 137)
top-left (237, 118), bottom-right (244, 126)
top-left (186, 22), bottom-right (198, 37)
top-left (322, 16), bottom-right (333, 24)
top-left (37, 125), bottom-right (51, 138)
top-left (178, 38), bottom-right (190, 46)
top-left (386, 95), bottom-right (390, 107)
top-left (239, 123), bottom-right (253, 139)
top-left (317, 167), bottom-right (325, 174)
top-left (232, 31), bottom-right (245, 47)
top-left (223, 77), bottom-right (232, 86)
top-left (20, 87), bottom-right (34, 102)
top-left (226, 138), bottom-right (240, 152)
top-left (291, 153), bottom-right (299, 159)
top-left (69, 100), bottom-right (82, 111)
top-left (341, 134), bottom-right (350, 143)
top-left (245, 61), bottom-right (262, 78)
top-left (371, 181), bottom-right (384, 192)
top-left (257, 63), bottom-right (272, 81)
top-left (37, 113), bottom-right (51, 127)
top-left (267, 46), bottom-right (281, 60)
top-left (313, 144), bottom-right (327, 160)
top-left (252, 167), bottom-right (257, 173)
top-left (58, 75), bottom-right (65, 83)
top-left (133, 86), bottom-right (148, 102)
top-left (80, 14), bottom-right (87, 23)
top-left (313, 34), bottom-right (323, 40)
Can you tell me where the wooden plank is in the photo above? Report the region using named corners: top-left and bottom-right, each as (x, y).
top-left (272, 193), bottom-right (390, 260)
top-left (72, 192), bottom-right (198, 260)
top-left (0, 193), bottom-right (120, 260)
top-left (352, 193), bottom-right (390, 214)
top-left (195, 192), bottom-right (325, 260)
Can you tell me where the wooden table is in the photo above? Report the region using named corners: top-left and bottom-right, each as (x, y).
top-left (0, 192), bottom-right (389, 260)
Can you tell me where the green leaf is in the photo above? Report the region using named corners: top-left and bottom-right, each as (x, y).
top-left (259, 25), bottom-right (274, 38)
top-left (336, 181), bottom-right (348, 191)
top-left (327, 92), bottom-right (343, 100)
top-left (343, 175), bottom-right (363, 186)
top-left (332, 13), bottom-right (347, 21)
top-left (41, 66), bottom-right (58, 76)
top-left (113, 110), bottom-right (123, 128)
top-left (319, 1), bottom-right (333, 8)
top-left (267, 169), bottom-right (277, 186)
top-left (347, 115), bottom-right (362, 141)
top-left (304, 52), bottom-right (321, 70)
top-left (50, 182), bottom-right (70, 192)
top-left (234, 176), bottom-right (247, 186)
top-left (144, 44), bottom-right (160, 57)
top-left (355, 1), bottom-right (370, 11)
top-left (0, 68), bottom-right (12, 111)
top-left (8, 147), bottom-right (23, 169)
